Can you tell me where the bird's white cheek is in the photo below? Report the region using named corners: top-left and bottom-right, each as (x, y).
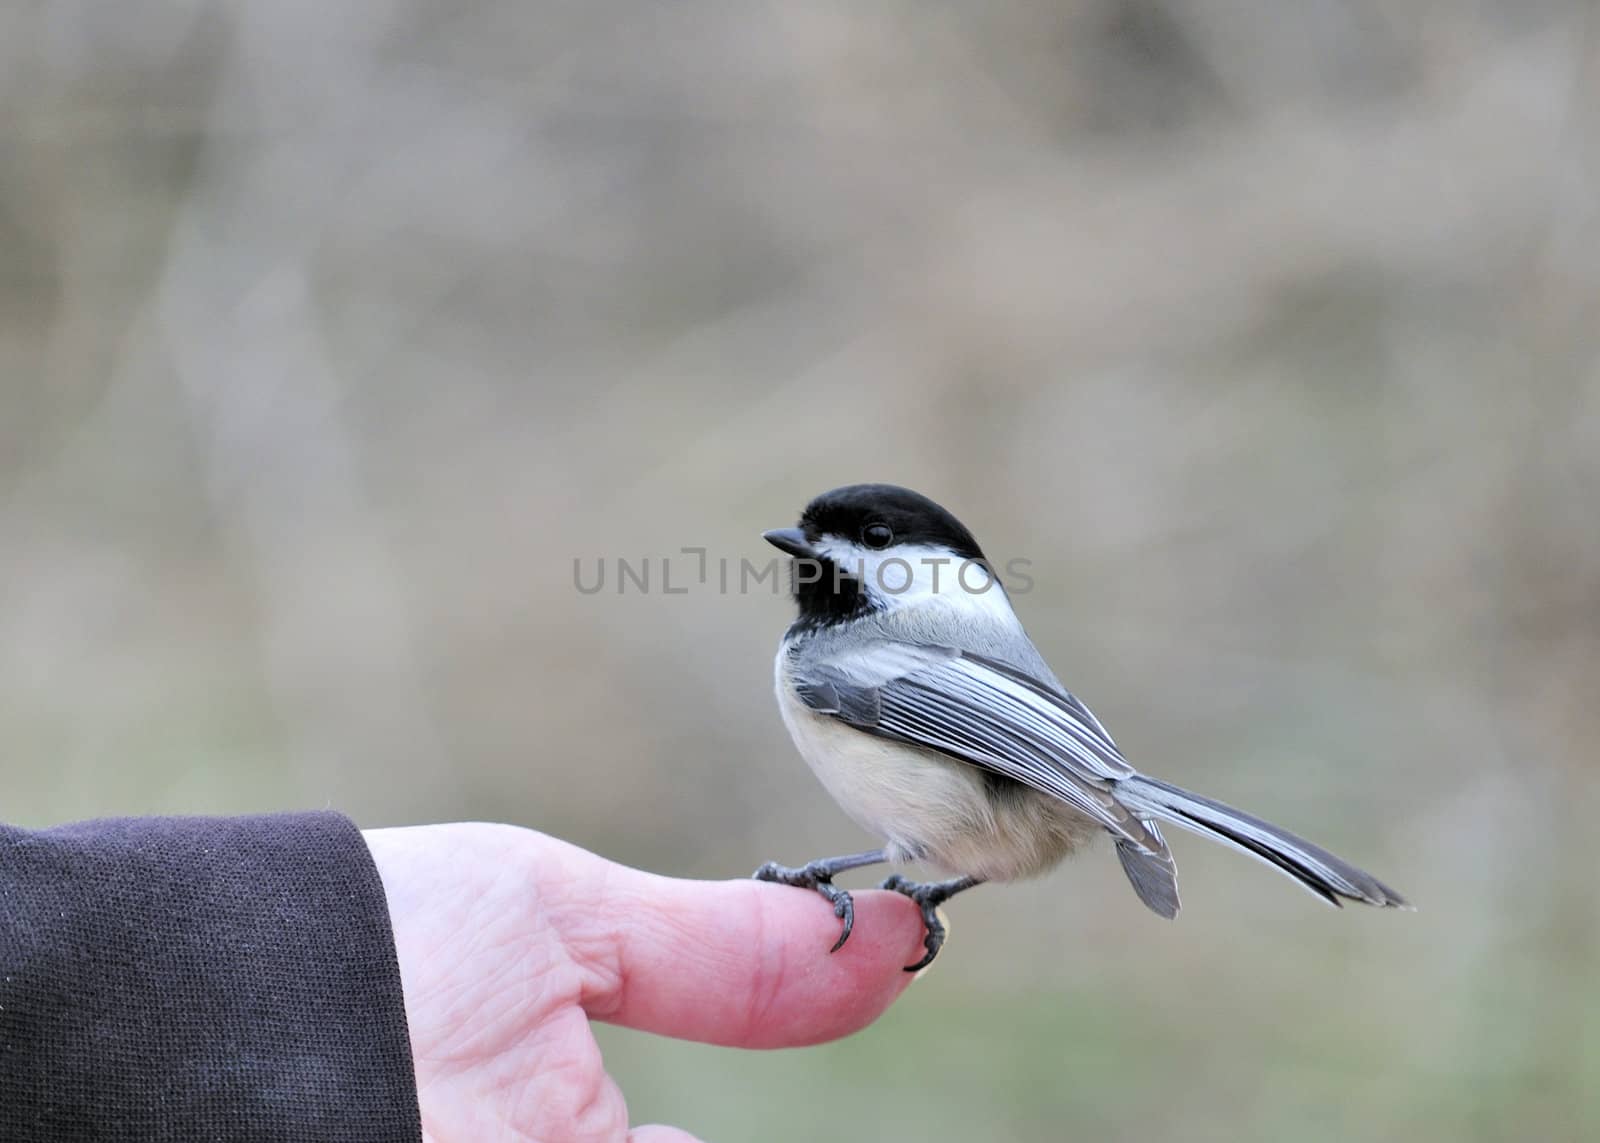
top-left (815, 542), bottom-right (1013, 617)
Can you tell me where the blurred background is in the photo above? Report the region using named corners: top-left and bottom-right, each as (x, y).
top-left (3, 1), bottom-right (1597, 1139)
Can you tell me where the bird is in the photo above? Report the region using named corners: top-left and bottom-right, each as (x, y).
top-left (754, 483), bottom-right (1408, 971)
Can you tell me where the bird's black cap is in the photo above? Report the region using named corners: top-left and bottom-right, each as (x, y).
top-left (791, 483), bottom-right (986, 561)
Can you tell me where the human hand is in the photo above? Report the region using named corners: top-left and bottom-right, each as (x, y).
top-left (363, 824), bottom-right (927, 1142)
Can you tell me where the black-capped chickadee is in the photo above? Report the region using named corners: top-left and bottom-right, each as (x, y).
top-left (755, 483), bottom-right (1408, 971)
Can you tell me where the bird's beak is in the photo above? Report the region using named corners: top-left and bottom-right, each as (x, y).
top-left (763, 527), bottom-right (816, 559)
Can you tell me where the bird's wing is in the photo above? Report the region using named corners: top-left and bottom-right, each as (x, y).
top-left (794, 640), bottom-right (1160, 851)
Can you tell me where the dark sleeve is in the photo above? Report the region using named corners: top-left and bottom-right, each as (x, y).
top-left (0, 812), bottom-right (422, 1143)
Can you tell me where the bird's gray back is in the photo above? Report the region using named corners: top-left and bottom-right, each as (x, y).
top-left (790, 593), bottom-right (1064, 692)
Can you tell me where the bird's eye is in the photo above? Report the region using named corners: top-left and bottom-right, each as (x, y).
top-left (862, 523), bottom-right (893, 549)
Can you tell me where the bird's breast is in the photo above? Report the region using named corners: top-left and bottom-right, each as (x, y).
top-left (774, 647), bottom-right (1099, 880)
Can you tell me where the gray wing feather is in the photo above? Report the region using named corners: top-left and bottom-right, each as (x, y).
top-left (796, 640), bottom-right (1159, 852)
top-left (1115, 823), bottom-right (1180, 918)
top-left (795, 677), bottom-right (880, 724)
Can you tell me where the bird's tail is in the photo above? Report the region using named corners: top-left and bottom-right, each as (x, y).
top-left (1115, 774), bottom-right (1409, 909)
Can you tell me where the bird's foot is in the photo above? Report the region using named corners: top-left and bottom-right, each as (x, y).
top-left (753, 859), bottom-right (856, 952)
top-left (878, 874), bottom-right (982, 972)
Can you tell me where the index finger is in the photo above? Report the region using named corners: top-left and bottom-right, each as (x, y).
top-left (552, 859), bottom-right (927, 1048)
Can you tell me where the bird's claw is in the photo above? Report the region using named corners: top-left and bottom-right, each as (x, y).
top-left (878, 873), bottom-right (962, 972)
top-left (753, 860), bottom-right (856, 952)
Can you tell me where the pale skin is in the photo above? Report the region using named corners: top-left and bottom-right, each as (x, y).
top-left (363, 824), bottom-right (928, 1143)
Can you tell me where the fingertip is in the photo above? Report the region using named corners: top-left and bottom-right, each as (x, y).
top-left (741, 883), bottom-right (926, 1047)
top-left (580, 871), bottom-right (927, 1049)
